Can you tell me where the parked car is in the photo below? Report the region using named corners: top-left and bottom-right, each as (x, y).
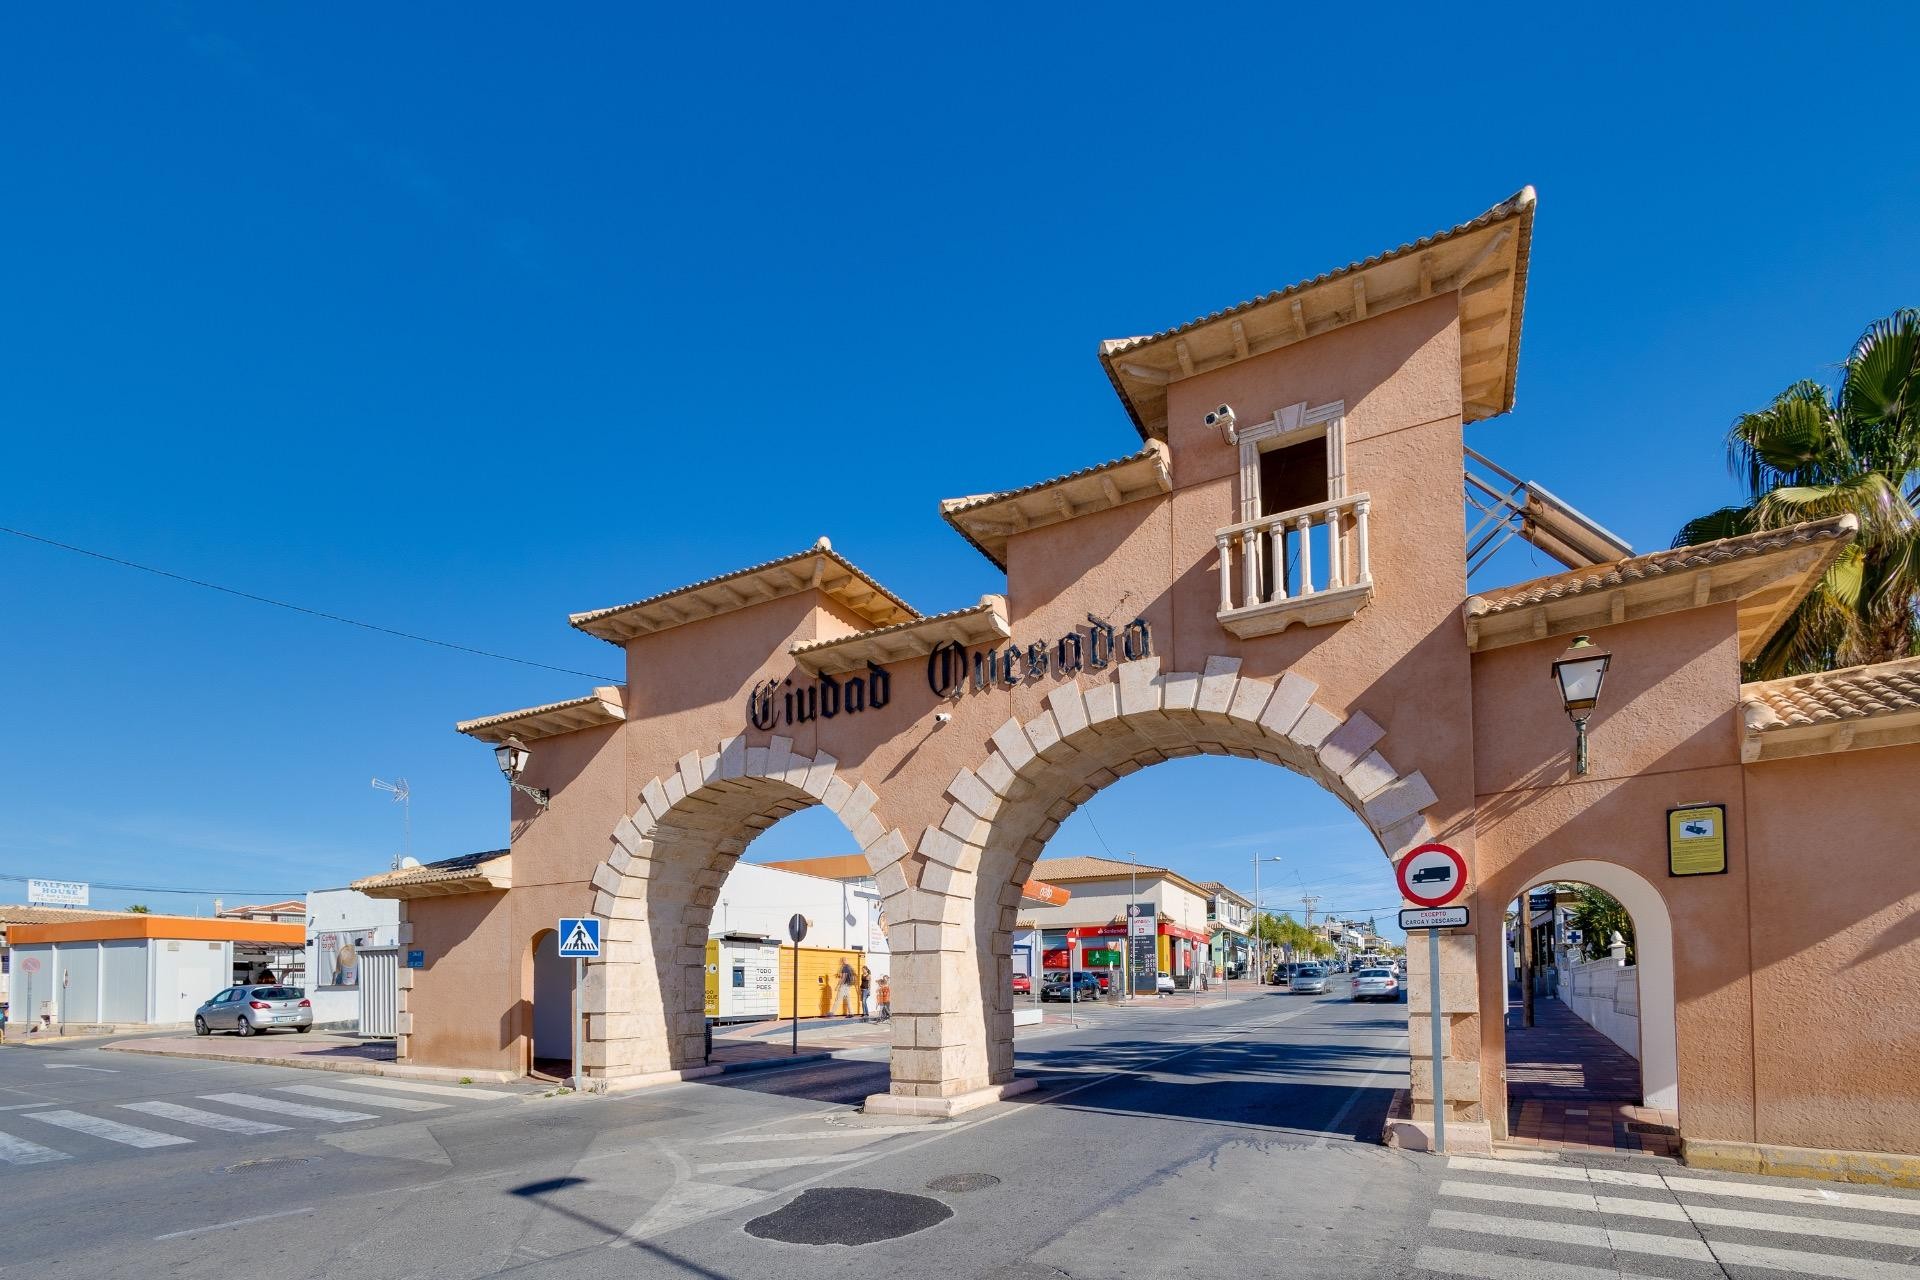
top-left (1040, 971), bottom-right (1102, 1002)
top-left (1353, 967), bottom-right (1401, 1002)
top-left (195, 985), bottom-right (313, 1037)
top-left (1011, 974), bottom-right (1031, 996)
top-left (1156, 971), bottom-right (1175, 994)
top-left (1291, 966), bottom-right (1330, 994)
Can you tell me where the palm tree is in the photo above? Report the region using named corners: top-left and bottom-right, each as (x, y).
top-left (1676, 310), bottom-right (1920, 677)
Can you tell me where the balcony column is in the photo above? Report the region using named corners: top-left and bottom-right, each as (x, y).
top-left (1326, 508), bottom-right (1344, 589)
top-left (1240, 529), bottom-right (1260, 607)
top-left (1355, 498), bottom-right (1372, 582)
top-left (1268, 524), bottom-right (1287, 601)
top-left (1296, 514), bottom-right (1315, 595)
top-left (1216, 535), bottom-right (1233, 612)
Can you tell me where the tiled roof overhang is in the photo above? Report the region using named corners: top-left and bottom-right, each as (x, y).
top-left (457, 686), bottom-right (626, 744)
top-left (1099, 188), bottom-right (1536, 441)
top-left (938, 443), bottom-right (1172, 569)
top-left (1463, 516), bottom-right (1857, 657)
top-left (789, 596), bottom-right (1011, 676)
top-left (1740, 656), bottom-right (1920, 763)
top-left (570, 539), bottom-right (917, 645)
top-left (353, 850), bottom-right (512, 900)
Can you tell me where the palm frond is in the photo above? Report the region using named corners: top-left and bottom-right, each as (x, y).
top-left (1753, 473), bottom-right (1916, 543)
top-left (1672, 504), bottom-right (1755, 549)
top-left (1840, 310), bottom-right (1920, 465)
top-left (1728, 381), bottom-right (1844, 493)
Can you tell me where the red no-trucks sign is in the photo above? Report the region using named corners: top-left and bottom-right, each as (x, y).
top-left (1396, 843), bottom-right (1468, 909)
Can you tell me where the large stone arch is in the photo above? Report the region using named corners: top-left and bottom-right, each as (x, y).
top-left (579, 734), bottom-right (913, 1088)
top-left (869, 654), bottom-right (1469, 1124)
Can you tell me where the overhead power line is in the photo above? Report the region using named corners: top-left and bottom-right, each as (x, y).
top-left (1, 525), bottom-right (619, 682)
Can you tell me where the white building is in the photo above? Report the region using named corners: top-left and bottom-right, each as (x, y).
top-left (304, 887), bottom-right (402, 1026)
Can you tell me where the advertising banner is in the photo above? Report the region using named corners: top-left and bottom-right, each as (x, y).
top-left (27, 879), bottom-right (88, 907)
top-left (1125, 901), bottom-right (1158, 996)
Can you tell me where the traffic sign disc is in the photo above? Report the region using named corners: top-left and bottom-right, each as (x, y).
top-left (1396, 843), bottom-right (1468, 908)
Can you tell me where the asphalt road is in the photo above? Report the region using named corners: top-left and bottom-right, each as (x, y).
top-left (10, 984), bottom-right (1918, 1279)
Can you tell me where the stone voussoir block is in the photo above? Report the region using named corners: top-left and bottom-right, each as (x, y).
top-left (1259, 671), bottom-right (1317, 738)
top-left (990, 717), bottom-right (1038, 772)
top-left (1046, 683), bottom-right (1090, 737)
top-left (1364, 771), bottom-right (1439, 831)
top-left (1118, 656), bottom-right (1163, 716)
top-left (1157, 669), bottom-right (1201, 711)
top-left (1318, 710), bottom-right (1385, 776)
top-left (1196, 655), bottom-right (1242, 715)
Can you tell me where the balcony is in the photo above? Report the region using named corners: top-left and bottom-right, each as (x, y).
top-left (1215, 492), bottom-right (1374, 637)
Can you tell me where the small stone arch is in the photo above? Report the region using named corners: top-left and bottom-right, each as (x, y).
top-left (872, 654), bottom-right (1452, 1113)
top-left (1517, 859), bottom-right (1679, 1112)
top-left (578, 734), bottom-right (913, 1087)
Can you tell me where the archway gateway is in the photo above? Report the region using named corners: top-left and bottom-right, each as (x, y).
top-left (360, 188), bottom-right (1920, 1173)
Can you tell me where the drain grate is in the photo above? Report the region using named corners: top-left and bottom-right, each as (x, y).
top-left (1626, 1121), bottom-right (1679, 1136)
top-left (926, 1172), bottom-right (1000, 1193)
top-left (746, 1187), bottom-right (953, 1245)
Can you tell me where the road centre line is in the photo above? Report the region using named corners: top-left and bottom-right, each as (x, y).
top-left (155, 1207), bottom-right (315, 1241)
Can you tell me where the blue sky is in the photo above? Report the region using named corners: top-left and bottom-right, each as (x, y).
top-left (3, 8), bottom-right (1915, 931)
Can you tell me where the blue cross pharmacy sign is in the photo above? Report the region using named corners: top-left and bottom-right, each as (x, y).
top-left (557, 917), bottom-right (601, 958)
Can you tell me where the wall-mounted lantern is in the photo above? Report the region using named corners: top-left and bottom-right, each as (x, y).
top-left (1550, 635), bottom-right (1611, 776)
top-left (493, 735), bottom-right (550, 810)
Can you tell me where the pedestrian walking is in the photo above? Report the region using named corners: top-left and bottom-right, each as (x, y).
top-left (875, 975), bottom-right (891, 1020)
top-left (831, 959), bottom-right (856, 1017)
top-left (858, 967), bottom-right (872, 1021)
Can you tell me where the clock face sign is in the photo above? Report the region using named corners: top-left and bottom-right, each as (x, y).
top-left (1396, 843), bottom-right (1468, 909)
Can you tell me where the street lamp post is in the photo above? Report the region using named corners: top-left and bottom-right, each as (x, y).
top-left (1251, 856), bottom-right (1282, 986)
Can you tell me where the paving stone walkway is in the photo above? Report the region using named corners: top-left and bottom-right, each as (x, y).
top-left (1504, 987), bottom-right (1677, 1157)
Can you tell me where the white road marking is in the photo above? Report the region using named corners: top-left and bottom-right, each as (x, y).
top-left (0, 1130), bottom-right (71, 1165)
top-left (1430, 1208), bottom-right (1712, 1261)
top-left (43, 1063), bottom-right (117, 1072)
top-left (27, 1110), bottom-right (193, 1149)
top-left (120, 1101), bottom-right (289, 1135)
top-left (155, 1207), bottom-right (314, 1241)
top-left (278, 1084), bottom-right (447, 1112)
top-left (1707, 1237), bottom-right (1920, 1280)
top-left (699, 1125), bottom-right (959, 1144)
top-left (1666, 1173), bottom-right (1920, 1217)
top-left (1414, 1244), bottom-right (1665, 1280)
top-left (1686, 1201), bottom-right (1920, 1250)
top-left (693, 1152), bottom-right (869, 1174)
top-left (1439, 1179), bottom-right (1690, 1221)
top-left (340, 1078), bottom-right (517, 1101)
top-left (200, 1092), bottom-right (374, 1123)
top-left (616, 1180), bottom-right (768, 1244)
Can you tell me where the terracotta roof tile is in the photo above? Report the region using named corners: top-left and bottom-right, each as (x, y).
top-left (1742, 656), bottom-right (1920, 733)
top-left (1467, 516), bottom-right (1857, 617)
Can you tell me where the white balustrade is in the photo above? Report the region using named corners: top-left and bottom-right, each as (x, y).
top-left (1215, 492), bottom-right (1373, 621)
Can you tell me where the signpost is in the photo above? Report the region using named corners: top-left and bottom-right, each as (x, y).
top-left (557, 917), bottom-right (601, 1089)
top-left (405, 949), bottom-right (426, 969)
top-left (1395, 843), bottom-right (1468, 1154)
top-left (27, 879), bottom-right (87, 908)
top-left (787, 913), bottom-right (808, 1055)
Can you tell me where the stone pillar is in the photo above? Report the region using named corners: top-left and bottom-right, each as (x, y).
top-left (1392, 927), bottom-right (1492, 1153)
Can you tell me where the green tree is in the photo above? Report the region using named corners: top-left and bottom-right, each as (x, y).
top-left (1675, 310), bottom-right (1920, 677)
top-left (127, 904), bottom-right (150, 914)
top-left (1567, 885), bottom-right (1634, 963)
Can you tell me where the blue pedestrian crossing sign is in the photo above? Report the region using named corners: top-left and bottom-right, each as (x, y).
top-left (557, 917), bottom-right (601, 958)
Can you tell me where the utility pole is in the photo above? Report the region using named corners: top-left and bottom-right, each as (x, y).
top-left (1301, 894), bottom-right (1319, 930)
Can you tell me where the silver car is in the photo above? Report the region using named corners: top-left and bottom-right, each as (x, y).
top-left (1291, 966), bottom-right (1330, 994)
top-left (194, 985), bottom-right (313, 1037)
top-left (1353, 967), bottom-right (1401, 1002)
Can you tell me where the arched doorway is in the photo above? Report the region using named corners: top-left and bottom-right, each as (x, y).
top-left (529, 928), bottom-right (571, 1079)
top-left (1510, 861), bottom-right (1679, 1115)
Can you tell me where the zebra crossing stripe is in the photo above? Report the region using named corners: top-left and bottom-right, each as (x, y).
top-left (120, 1101), bottom-right (289, 1136)
top-left (341, 1078), bottom-right (516, 1101)
top-left (0, 1130), bottom-right (71, 1165)
top-left (1414, 1244), bottom-right (1666, 1280)
top-left (277, 1084), bottom-right (447, 1112)
top-left (1449, 1154), bottom-right (1920, 1218)
top-left (27, 1110), bottom-right (193, 1149)
top-left (200, 1092), bottom-right (373, 1123)
top-left (1439, 1179), bottom-right (1690, 1220)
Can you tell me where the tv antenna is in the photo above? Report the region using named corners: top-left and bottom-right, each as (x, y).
top-left (371, 777), bottom-right (412, 870)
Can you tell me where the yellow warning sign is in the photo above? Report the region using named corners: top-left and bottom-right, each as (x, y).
top-left (1668, 804), bottom-right (1727, 876)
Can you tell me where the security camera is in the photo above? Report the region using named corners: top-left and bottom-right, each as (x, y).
top-left (933, 712), bottom-right (952, 726)
top-left (1204, 404), bottom-right (1237, 443)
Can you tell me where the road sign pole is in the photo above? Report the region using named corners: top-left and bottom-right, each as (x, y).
top-left (572, 956), bottom-right (583, 1091)
top-left (791, 942), bottom-right (800, 1056)
top-left (1429, 925), bottom-right (1445, 1155)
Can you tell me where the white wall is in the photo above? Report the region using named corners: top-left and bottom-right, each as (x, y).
top-left (714, 863), bottom-right (889, 976)
top-left (1558, 954), bottom-right (1641, 1060)
top-left (1022, 874), bottom-right (1210, 935)
top-left (304, 887), bottom-right (402, 1025)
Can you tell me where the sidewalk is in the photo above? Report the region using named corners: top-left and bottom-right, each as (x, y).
top-left (104, 1031), bottom-right (523, 1084)
top-left (1503, 988), bottom-right (1677, 1158)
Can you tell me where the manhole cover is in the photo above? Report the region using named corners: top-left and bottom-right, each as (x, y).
top-left (745, 1187), bottom-right (952, 1245)
top-left (217, 1156), bottom-right (317, 1174)
top-left (926, 1172), bottom-right (1000, 1193)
